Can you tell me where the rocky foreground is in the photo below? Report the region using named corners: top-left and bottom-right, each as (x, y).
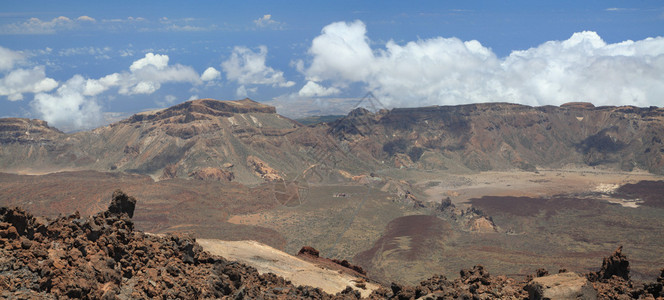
top-left (1, 191), bottom-right (663, 299)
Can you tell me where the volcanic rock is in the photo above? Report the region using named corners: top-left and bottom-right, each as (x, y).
top-left (106, 189), bottom-right (137, 218)
top-left (595, 246), bottom-right (630, 281)
top-left (247, 155), bottom-right (282, 181)
top-left (0, 191), bottom-right (362, 299)
top-left (299, 246), bottom-right (320, 257)
top-left (525, 272), bottom-right (597, 300)
top-left (188, 167), bottom-right (234, 182)
top-left (0, 118), bottom-right (63, 144)
top-left (297, 246), bottom-right (367, 276)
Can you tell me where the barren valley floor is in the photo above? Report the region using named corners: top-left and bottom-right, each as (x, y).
top-left (2, 168), bottom-right (660, 285)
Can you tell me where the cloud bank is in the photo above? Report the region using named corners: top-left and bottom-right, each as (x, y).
top-left (222, 46), bottom-right (295, 97)
top-left (0, 47), bottom-right (58, 101)
top-left (28, 52), bottom-right (205, 131)
top-left (0, 16), bottom-right (77, 35)
top-left (301, 21), bottom-right (664, 107)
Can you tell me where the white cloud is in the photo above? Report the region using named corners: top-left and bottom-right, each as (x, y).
top-left (26, 52), bottom-right (206, 130)
top-left (59, 46), bottom-right (112, 57)
top-left (75, 53), bottom-right (202, 98)
top-left (83, 73), bottom-right (120, 96)
top-left (32, 75), bottom-right (102, 131)
top-left (0, 46), bottom-right (24, 71)
top-left (298, 81), bottom-right (341, 97)
top-left (115, 52), bottom-right (202, 95)
top-left (77, 16), bottom-right (96, 22)
top-left (236, 85), bottom-right (257, 98)
top-left (0, 66), bottom-right (58, 101)
top-left (103, 17), bottom-right (146, 23)
top-left (302, 21), bottom-right (664, 107)
top-left (305, 21), bottom-right (374, 83)
top-left (222, 46), bottom-right (295, 88)
top-left (0, 16), bottom-right (74, 34)
top-left (201, 67), bottom-right (221, 81)
top-left (254, 14), bottom-right (282, 28)
top-left (129, 53), bottom-right (169, 71)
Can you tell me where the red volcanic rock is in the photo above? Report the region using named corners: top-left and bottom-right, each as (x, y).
top-left (0, 191), bottom-right (359, 299)
top-left (107, 189), bottom-right (137, 218)
top-left (596, 246), bottom-right (630, 281)
top-left (298, 246), bottom-right (320, 257)
top-left (331, 259), bottom-right (366, 276)
top-left (297, 246), bottom-right (367, 276)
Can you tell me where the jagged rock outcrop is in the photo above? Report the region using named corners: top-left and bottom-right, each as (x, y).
top-left (372, 265), bottom-right (528, 299)
top-left (247, 155), bottom-right (282, 181)
top-left (374, 254), bottom-right (664, 300)
top-left (2, 195), bottom-right (664, 299)
top-left (434, 197), bottom-right (498, 233)
top-left (297, 246), bottom-right (367, 276)
top-left (188, 167), bottom-right (234, 182)
top-left (0, 191), bottom-right (360, 299)
top-left (106, 189), bottom-right (137, 218)
top-left (591, 246), bottom-right (630, 281)
top-left (0, 118), bottom-right (63, 144)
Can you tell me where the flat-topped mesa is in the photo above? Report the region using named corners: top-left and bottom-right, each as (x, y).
top-left (0, 118), bottom-right (63, 143)
top-left (561, 102), bottom-right (596, 109)
top-left (123, 98), bottom-right (277, 124)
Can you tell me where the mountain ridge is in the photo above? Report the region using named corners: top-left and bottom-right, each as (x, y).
top-left (1, 98), bottom-right (663, 181)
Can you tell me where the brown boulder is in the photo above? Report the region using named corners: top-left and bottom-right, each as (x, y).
top-left (298, 246), bottom-right (320, 257)
top-left (525, 272), bottom-right (597, 300)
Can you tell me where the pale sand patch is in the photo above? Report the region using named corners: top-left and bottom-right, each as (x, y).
top-left (197, 239), bottom-right (380, 297)
top-left (227, 213), bottom-right (264, 226)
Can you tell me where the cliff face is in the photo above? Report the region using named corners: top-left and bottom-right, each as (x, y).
top-left (331, 102), bottom-right (664, 174)
top-left (1, 99), bottom-right (663, 181)
top-left (0, 118), bottom-right (63, 144)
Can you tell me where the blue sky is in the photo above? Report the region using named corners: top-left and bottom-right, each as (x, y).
top-left (1, 0), bottom-right (663, 131)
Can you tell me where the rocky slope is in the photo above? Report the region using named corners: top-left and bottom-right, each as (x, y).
top-left (0, 191), bottom-right (356, 299)
top-left (1, 99), bottom-right (663, 183)
top-left (2, 191), bottom-right (663, 299)
top-left (329, 102), bottom-right (664, 174)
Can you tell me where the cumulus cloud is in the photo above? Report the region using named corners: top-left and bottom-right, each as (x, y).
top-left (77, 16), bottom-right (96, 22)
top-left (129, 53), bottom-right (169, 71)
top-left (222, 46), bottom-right (295, 88)
top-left (0, 66), bottom-right (58, 101)
top-left (0, 46), bottom-right (24, 71)
top-left (298, 81), bottom-right (341, 97)
top-left (27, 52), bottom-right (209, 130)
top-left (117, 52), bottom-right (202, 95)
top-left (302, 21), bottom-right (664, 107)
top-left (83, 73), bottom-right (120, 96)
top-left (201, 67), bottom-right (221, 81)
top-left (254, 14), bottom-right (282, 28)
top-left (32, 75), bottom-right (102, 131)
